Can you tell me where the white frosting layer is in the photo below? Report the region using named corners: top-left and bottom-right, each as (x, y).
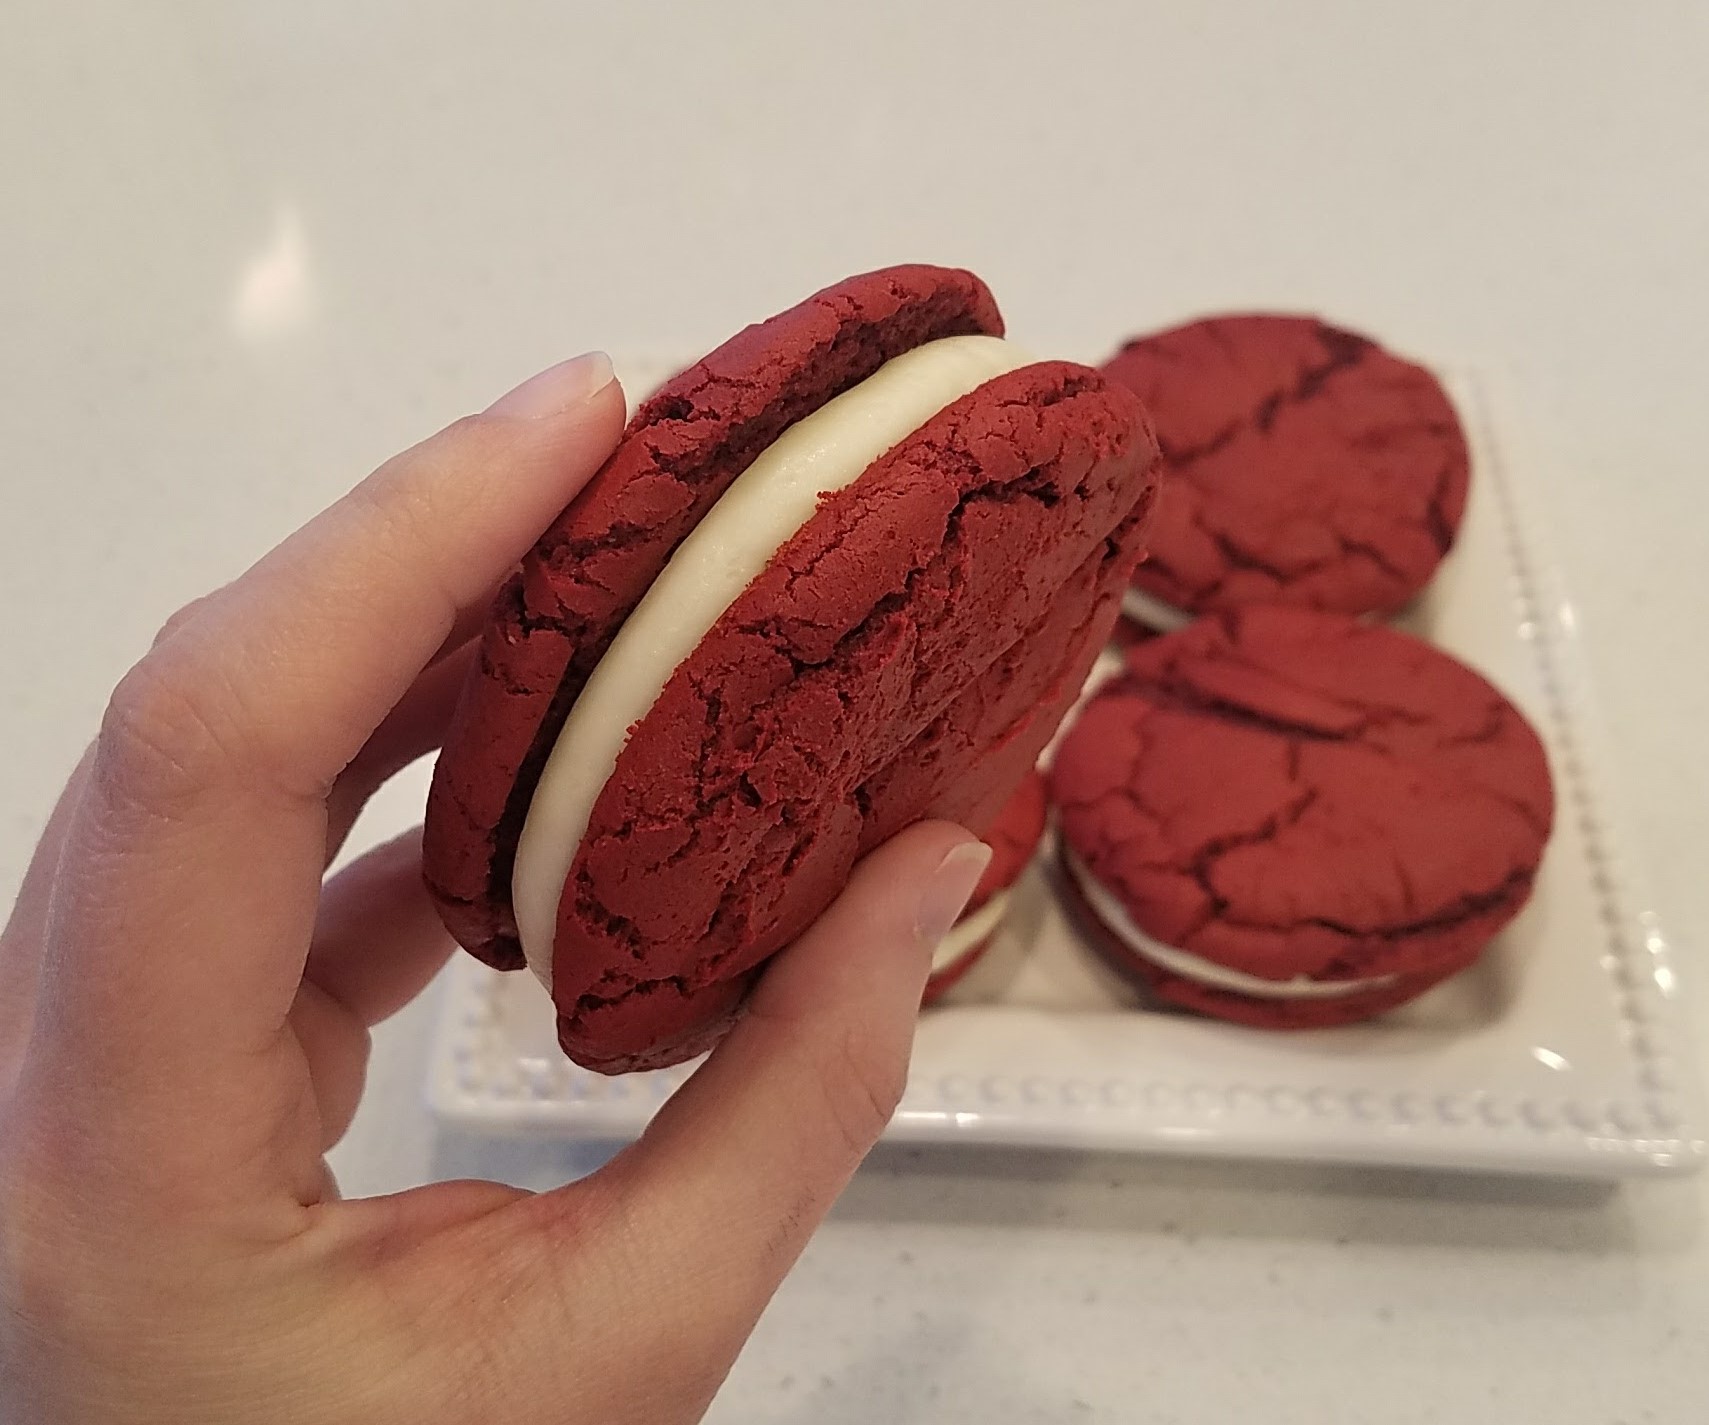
top-left (930, 888), bottom-right (1012, 974)
top-left (1061, 847), bottom-right (1396, 1000)
top-left (512, 335), bottom-right (1031, 990)
top-left (1121, 584), bottom-right (1192, 631)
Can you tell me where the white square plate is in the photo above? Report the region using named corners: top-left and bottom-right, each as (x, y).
top-left (427, 365), bottom-right (1703, 1178)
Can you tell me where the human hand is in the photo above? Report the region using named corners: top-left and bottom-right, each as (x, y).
top-left (0, 353), bottom-right (992, 1424)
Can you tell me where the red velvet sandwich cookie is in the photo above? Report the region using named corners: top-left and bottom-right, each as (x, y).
top-left (425, 265), bottom-right (1162, 1071)
top-left (922, 770), bottom-right (1047, 1004)
top-left (1101, 314), bottom-right (1469, 629)
top-left (1049, 606), bottom-right (1553, 1027)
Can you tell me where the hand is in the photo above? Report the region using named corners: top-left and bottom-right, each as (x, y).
top-left (0, 353), bottom-right (991, 1425)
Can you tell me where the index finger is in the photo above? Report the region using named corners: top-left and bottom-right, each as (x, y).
top-left (36, 356), bottom-right (623, 1088)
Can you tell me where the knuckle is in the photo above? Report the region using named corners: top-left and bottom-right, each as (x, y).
top-left (438, 411), bottom-right (495, 451)
top-left (815, 1028), bottom-right (906, 1160)
top-left (368, 415), bottom-right (490, 520)
top-left (343, 451), bottom-right (457, 583)
top-left (148, 591), bottom-right (218, 650)
top-left (97, 651), bottom-right (232, 815)
top-left (523, 1171), bottom-right (623, 1260)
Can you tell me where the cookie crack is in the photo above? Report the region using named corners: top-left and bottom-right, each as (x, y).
top-left (1162, 321), bottom-right (1372, 466)
top-left (1215, 865), bottom-right (1535, 950)
top-left (1115, 669), bottom-right (1363, 744)
top-left (1171, 785), bottom-right (1320, 938)
top-left (1181, 499), bottom-right (1416, 606)
top-left (1423, 463), bottom-right (1459, 554)
top-left (1332, 531), bottom-right (1410, 585)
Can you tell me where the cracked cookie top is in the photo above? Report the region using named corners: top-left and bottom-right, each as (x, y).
top-left (1101, 314), bottom-right (1469, 620)
top-left (1050, 606), bottom-right (1554, 986)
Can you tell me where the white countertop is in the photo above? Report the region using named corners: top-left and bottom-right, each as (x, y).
top-left (4, 3), bottom-right (1706, 1420)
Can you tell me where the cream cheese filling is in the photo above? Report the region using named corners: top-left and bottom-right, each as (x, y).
top-left (1061, 846), bottom-right (1396, 1000)
top-left (513, 335), bottom-right (1031, 991)
top-left (1121, 584), bottom-right (1192, 631)
top-left (929, 888), bottom-right (1012, 975)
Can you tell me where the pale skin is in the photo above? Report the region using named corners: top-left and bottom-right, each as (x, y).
top-left (0, 353), bottom-right (992, 1424)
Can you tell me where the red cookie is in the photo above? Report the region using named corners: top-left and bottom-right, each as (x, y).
top-left (1049, 606), bottom-right (1553, 1027)
top-left (1101, 314), bottom-right (1469, 625)
top-left (425, 265), bottom-right (1161, 1071)
top-left (923, 770), bottom-right (1047, 1004)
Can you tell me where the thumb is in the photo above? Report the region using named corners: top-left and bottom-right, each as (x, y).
top-left (525, 821), bottom-right (988, 1340)
top-left (344, 825), bottom-right (989, 1425)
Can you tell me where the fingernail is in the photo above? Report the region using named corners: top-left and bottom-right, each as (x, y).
top-left (485, 351), bottom-right (615, 419)
top-left (915, 841), bottom-right (993, 948)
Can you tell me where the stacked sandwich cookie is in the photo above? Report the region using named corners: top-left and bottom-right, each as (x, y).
top-left (1050, 607), bottom-right (1554, 1027)
top-left (425, 265), bottom-right (1162, 1072)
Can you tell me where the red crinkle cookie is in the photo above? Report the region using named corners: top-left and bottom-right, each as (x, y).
top-left (1048, 606), bottom-right (1554, 1028)
top-left (1102, 313), bottom-right (1469, 621)
top-left (425, 265), bottom-right (1161, 1070)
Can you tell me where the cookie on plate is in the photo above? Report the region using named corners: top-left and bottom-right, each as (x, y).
top-left (425, 265), bottom-right (1162, 1071)
top-left (1050, 606), bottom-right (1553, 1027)
top-left (1101, 314), bottom-right (1469, 629)
top-left (923, 770), bottom-right (1048, 1004)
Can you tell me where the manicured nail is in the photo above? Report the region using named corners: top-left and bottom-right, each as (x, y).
top-left (915, 841), bottom-right (993, 947)
top-left (485, 351), bottom-right (615, 419)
